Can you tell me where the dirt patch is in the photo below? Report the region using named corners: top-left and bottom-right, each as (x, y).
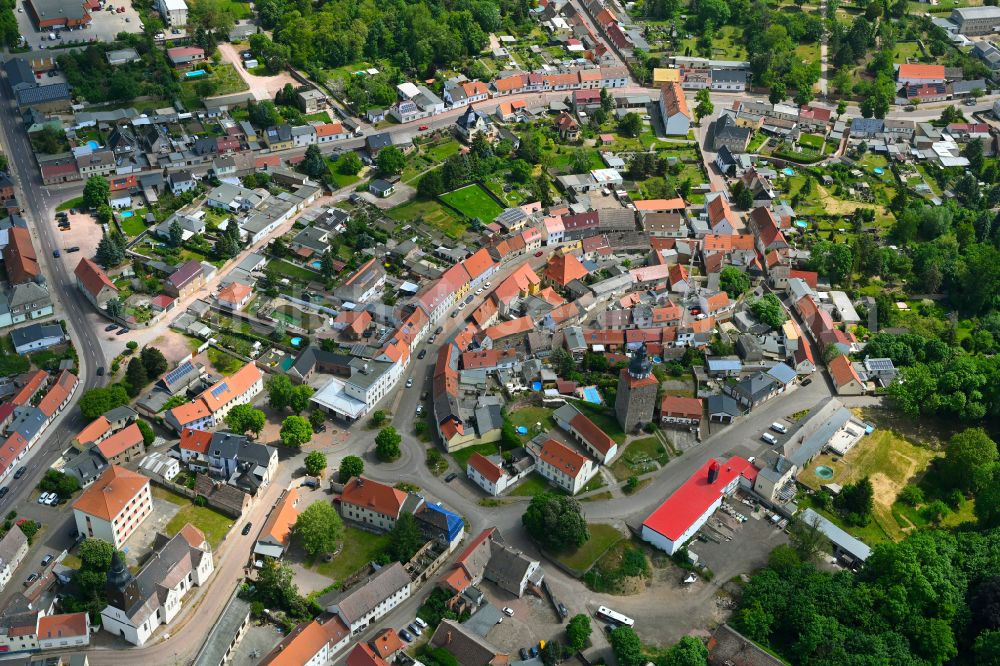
top-left (815, 184), bottom-right (883, 216)
top-left (868, 472), bottom-right (902, 508)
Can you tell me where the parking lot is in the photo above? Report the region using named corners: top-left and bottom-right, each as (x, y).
top-left (14, 0), bottom-right (144, 53)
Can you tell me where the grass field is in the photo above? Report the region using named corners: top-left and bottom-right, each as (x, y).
top-left (118, 214), bottom-right (147, 236)
top-left (166, 503), bottom-right (234, 549)
top-left (510, 473), bottom-right (555, 497)
top-left (508, 406), bottom-right (556, 441)
top-left (389, 197), bottom-right (466, 239)
top-left (611, 436), bottom-right (669, 481)
top-left (308, 526), bottom-right (391, 583)
top-left (553, 524), bottom-right (626, 574)
top-left (440, 184), bottom-right (504, 221)
top-left (798, 424), bottom-right (940, 543)
top-left (57, 196), bottom-right (84, 212)
top-left (798, 133), bottom-right (825, 150)
top-left (178, 64), bottom-right (249, 108)
top-left (270, 259), bottom-right (319, 282)
top-left (208, 347), bottom-right (244, 374)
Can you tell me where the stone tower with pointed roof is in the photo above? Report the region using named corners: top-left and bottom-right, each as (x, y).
top-left (105, 551), bottom-right (141, 613)
top-left (615, 344), bottom-right (659, 433)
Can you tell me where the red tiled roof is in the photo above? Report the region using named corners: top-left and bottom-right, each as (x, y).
top-left (341, 477), bottom-right (406, 518)
top-left (545, 254), bottom-right (588, 286)
top-left (468, 452), bottom-right (505, 484)
top-left (660, 395), bottom-right (703, 419)
top-left (179, 427), bottom-right (212, 454)
top-left (538, 438), bottom-right (590, 479)
top-left (829, 354), bottom-right (862, 388)
top-left (569, 412), bottom-right (615, 455)
top-left (95, 423), bottom-right (143, 460)
top-left (74, 258), bottom-right (117, 299)
top-left (72, 465), bottom-right (149, 521)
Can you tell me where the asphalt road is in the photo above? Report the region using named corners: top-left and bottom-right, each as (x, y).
top-left (0, 78), bottom-right (107, 521)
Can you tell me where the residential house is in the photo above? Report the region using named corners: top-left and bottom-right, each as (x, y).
top-left (253, 488), bottom-right (300, 560)
top-left (10, 323), bottom-right (65, 354)
top-left (216, 282), bottom-right (253, 311)
top-left (339, 476), bottom-right (422, 532)
top-left (440, 527), bottom-right (543, 598)
top-left (829, 354), bottom-right (865, 395)
top-left (532, 438), bottom-right (597, 495)
top-left (660, 395), bottom-right (703, 427)
top-left (101, 527), bottom-right (214, 645)
top-left (74, 257), bottom-right (118, 311)
top-left (164, 363), bottom-right (264, 432)
top-left (319, 562), bottom-right (412, 634)
top-left (72, 465), bottom-right (152, 548)
top-left (659, 82), bottom-right (691, 136)
top-left (165, 260), bottom-right (206, 299)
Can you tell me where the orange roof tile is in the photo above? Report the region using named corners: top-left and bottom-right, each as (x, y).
top-left (218, 282), bottom-right (252, 304)
top-left (314, 123), bottom-right (345, 137)
top-left (74, 258), bottom-right (117, 299)
top-left (348, 643), bottom-right (389, 666)
top-left (660, 395), bottom-right (703, 419)
top-left (897, 63), bottom-right (945, 80)
top-left (341, 477), bottom-right (406, 517)
top-left (168, 400), bottom-right (211, 427)
top-left (178, 523), bottom-right (207, 548)
top-left (634, 198), bottom-right (685, 212)
top-left (95, 423), bottom-right (144, 460)
top-left (36, 370), bottom-right (77, 418)
top-left (468, 452), bottom-right (505, 484)
top-left (11, 370), bottom-right (48, 407)
top-left (539, 439), bottom-right (590, 479)
top-left (197, 363), bottom-right (262, 413)
top-left (76, 416), bottom-right (112, 446)
top-left (72, 465), bottom-right (150, 521)
top-left (37, 612), bottom-right (88, 640)
top-left (483, 316), bottom-right (533, 341)
top-left (261, 617), bottom-right (350, 666)
top-left (829, 354), bottom-right (862, 388)
top-left (660, 82), bottom-right (689, 118)
top-left (545, 254), bottom-right (588, 286)
top-left (261, 488), bottom-right (299, 547)
top-left (179, 427), bottom-right (212, 454)
top-left (371, 629), bottom-right (405, 659)
top-left (569, 412), bottom-right (615, 455)
top-left (462, 248), bottom-right (495, 281)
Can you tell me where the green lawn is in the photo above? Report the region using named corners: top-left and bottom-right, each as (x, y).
top-left (328, 169), bottom-right (361, 189)
top-left (118, 214), bottom-right (147, 236)
top-left (270, 259), bottom-right (319, 282)
top-left (581, 474), bottom-right (606, 493)
top-left (798, 133), bottom-right (825, 150)
top-left (611, 436), bottom-right (669, 481)
top-left (166, 503), bottom-right (234, 549)
top-left (575, 401), bottom-right (626, 444)
top-left (425, 139), bottom-right (462, 162)
top-left (452, 443), bottom-right (504, 471)
top-left (440, 184), bottom-right (504, 221)
top-left (389, 197), bottom-right (466, 239)
top-left (152, 485), bottom-right (190, 505)
top-left (308, 526), bottom-right (391, 583)
top-left (178, 63), bottom-right (249, 108)
top-left (510, 473), bottom-right (555, 497)
top-left (553, 524), bottom-right (625, 574)
top-left (208, 347), bottom-right (244, 374)
top-left (508, 406), bottom-right (556, 442)
top-left (57, 196), bottom-right (84, 212)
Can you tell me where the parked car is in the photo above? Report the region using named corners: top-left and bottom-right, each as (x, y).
top-left (502, 607), bottom-right (514, 617)
top-left (801, 377), bottom-right (812, 386)
top-left (117, 327), bottom-right (129, 335)
top-left (415, 405), bottom-right (424, 415)
top-left (534, 251), bottom-right (543, 257)
top-left (66, 246), bottom-right (80, 253)
top-left (0, 487), bottom-right (9, 499)
top-left (52, 249), bottom-right (60, 258)
top-left (46, 494), bottom-right (59, 506)
top-left (434, 326), bottom-right (443, 335)
top-left (96, 367), bottom-right (105, 376)
top-left (14, 467), bottom-right (26, 479)
top-left (770, 422), bottom-right (788, 434)
top-left (24, 573), bottom-right (39, 587)
top-left (417, 349), bottom-right (427, 359)
top-left (37, 493), bottom-right (49, 504)
top-left (484, 282), bottom-right (491, 288)
top-left (41, 555), bottom-right (53, 567)
top-left (418, 125), bottom-right (429, 131)
top-left (241, 522), bottom-right (253, 535)
top-left (520, 649), bottom-right (531, 661)
top-left (557, 603), bottom-right (568, 618)
top-left (761, 432), bottom-right (778, 445)
top-left (105, 323), bottom-right (117, 331)
top-left (444, 472), bottom-right (458, 483)
top-left (414, 618), bottom-right (428, 629)
top-left (408, 623), bottom-right (422, 636)
top-left (399, 629), bottom-right (414, 643)
top-left (405, 378), bottom-right (413, 388)
top-left (529, 647), bottom-right (539, 658)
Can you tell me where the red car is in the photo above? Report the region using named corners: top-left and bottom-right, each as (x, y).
top-left (418, 125), bottom-right (429, 131)
top-left (534, 251), bottom-right (544, 257)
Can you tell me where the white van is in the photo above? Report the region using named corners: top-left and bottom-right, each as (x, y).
top-left (414, 617), bottom-right (428, 629)
top-left (761, 432), bottom-right (778, 445)
top-left (770, 422), bottom-right (788, 434)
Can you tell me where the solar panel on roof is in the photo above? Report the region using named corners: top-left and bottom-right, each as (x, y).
top-left (164, 360), bottom-right (194, 386)
top-left (210, 382), bottom-right (229, 398)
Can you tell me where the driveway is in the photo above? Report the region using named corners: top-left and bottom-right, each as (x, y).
top-left (217, 42), bottom-right (298, 101)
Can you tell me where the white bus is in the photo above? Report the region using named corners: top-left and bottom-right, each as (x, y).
top-left (596, 606), bottom-right (635, 628)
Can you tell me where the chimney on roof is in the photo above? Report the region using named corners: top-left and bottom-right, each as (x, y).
top-left (707, 460), bottom-right (719, 484)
